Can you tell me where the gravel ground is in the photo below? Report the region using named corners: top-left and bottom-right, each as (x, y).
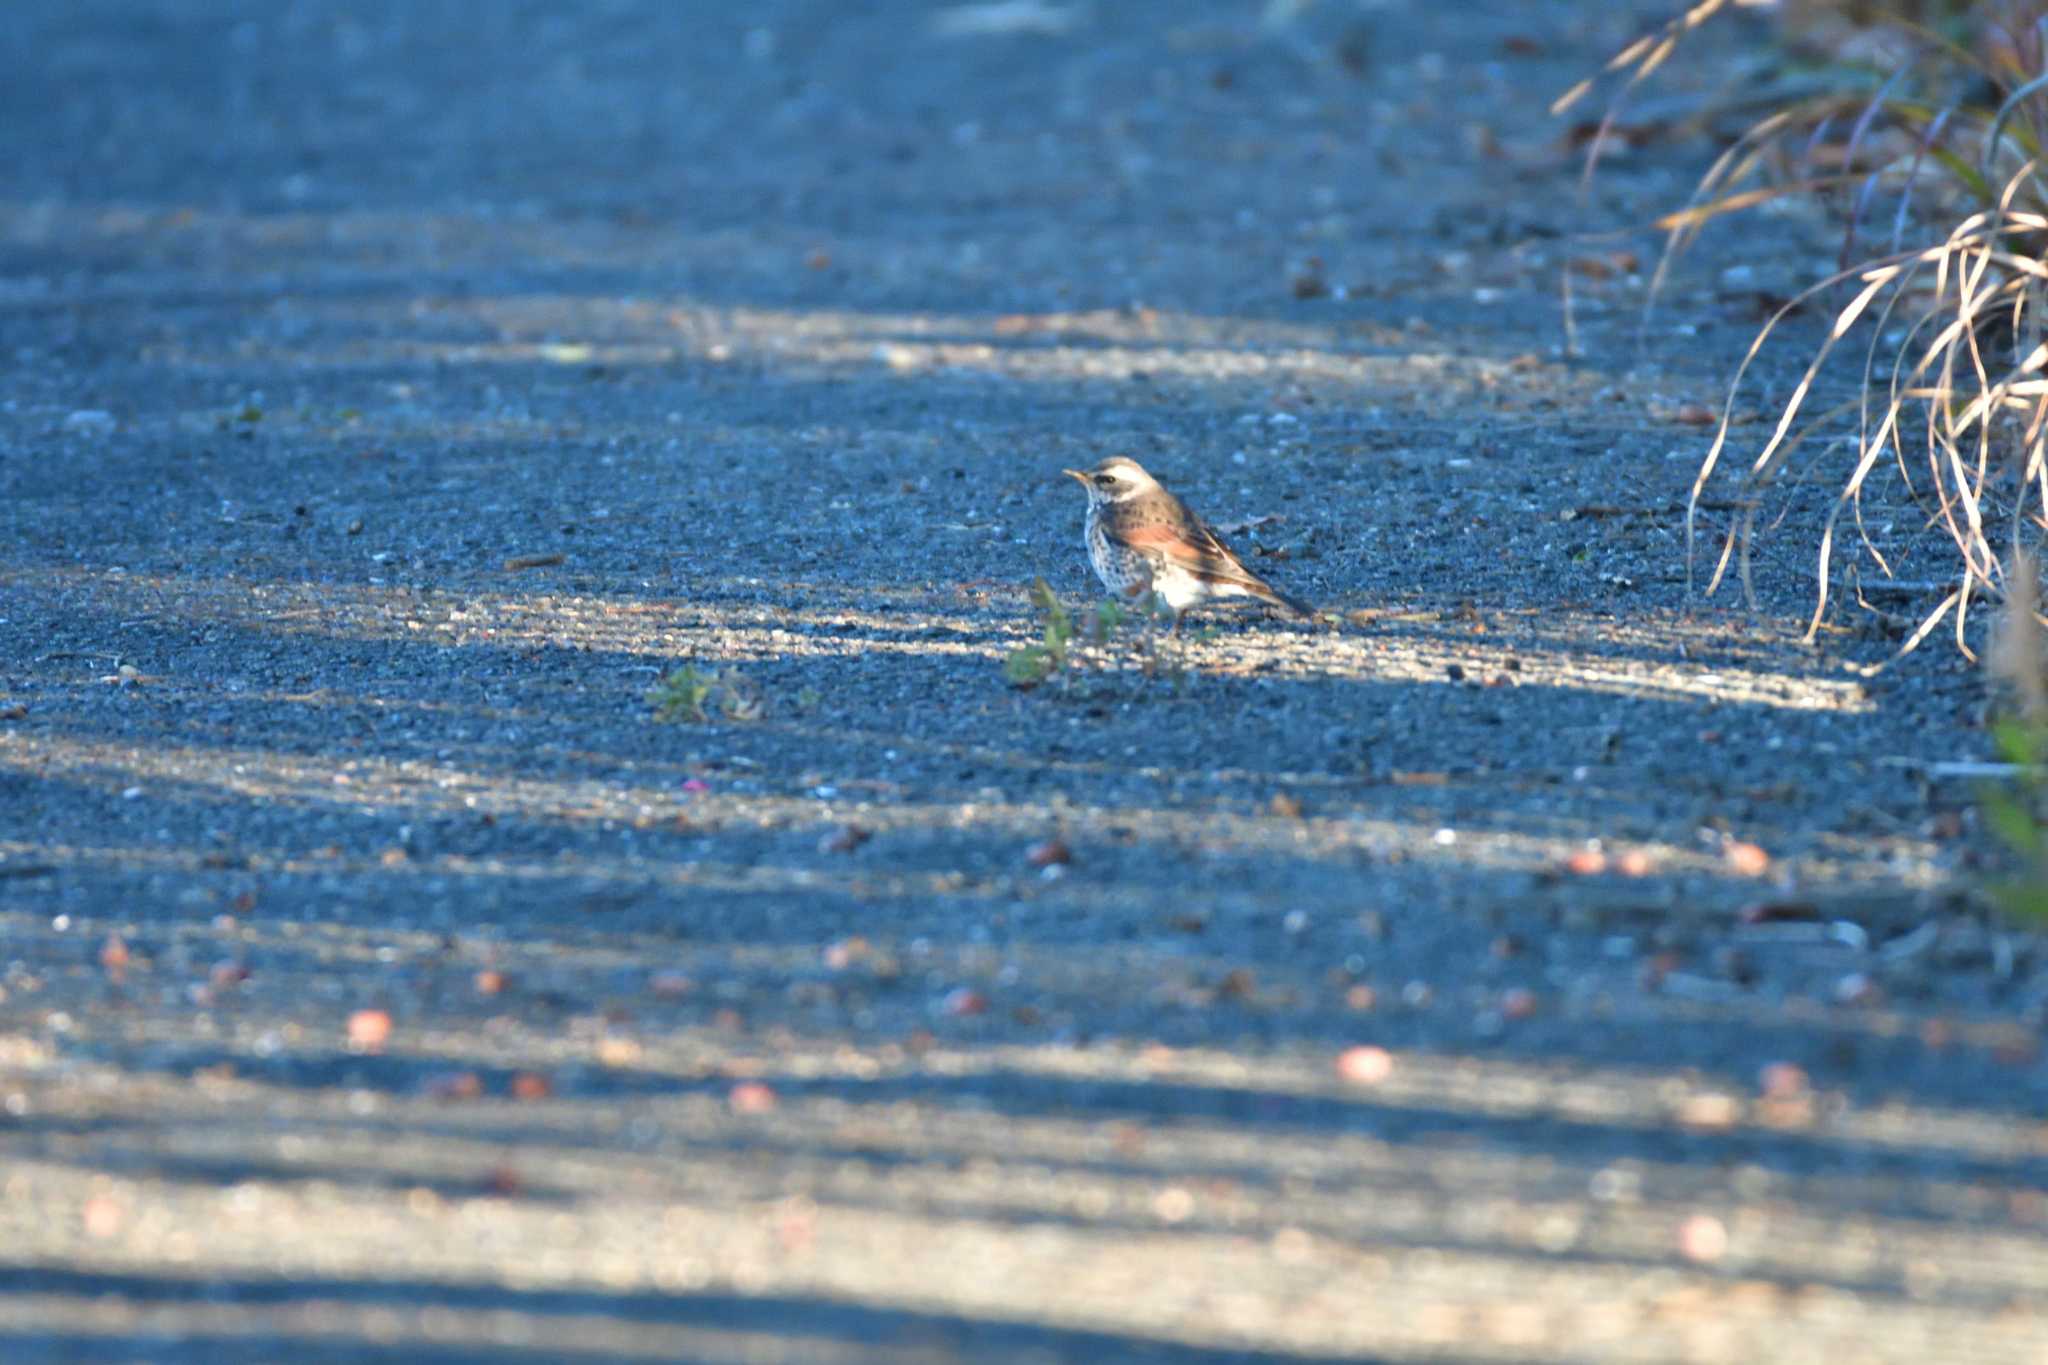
top-left (4, 1), bottom-right (2048, 1361)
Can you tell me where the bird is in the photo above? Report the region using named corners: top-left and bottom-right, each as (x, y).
top-left (1062, 456), bottom-right (1316, 632)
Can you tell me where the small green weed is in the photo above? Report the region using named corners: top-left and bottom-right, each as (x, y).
top-left (1004, 578), bottom-right (1074, 688)
top-left (1004, 577), bottom-right (1195, 692)
top-left (648, 663), bottom-right (764, 722)
top-left (1981, 718), bottom-right (2048, 918)
top-left (1087, 595), bottom-right (1127, 646)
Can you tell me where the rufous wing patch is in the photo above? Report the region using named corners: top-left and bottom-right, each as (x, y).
top-left (1122, 522), bottom-right (1258, 584)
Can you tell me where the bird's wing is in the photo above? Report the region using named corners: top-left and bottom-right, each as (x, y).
top-left (1120, 514), bottom-right (1261, 585)
top-left (1118, 503), bottom-right (1313, 616)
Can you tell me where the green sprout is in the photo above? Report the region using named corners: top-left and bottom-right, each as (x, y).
top-left (649, 664), bottom-right (763, 723)
top-left (1004, 577), bottom-right (1073, 689)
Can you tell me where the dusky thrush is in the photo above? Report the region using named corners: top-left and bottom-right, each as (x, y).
top-left (1062, 456), bottom-right (1315, 632)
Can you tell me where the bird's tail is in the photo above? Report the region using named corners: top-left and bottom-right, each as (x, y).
top-left (1258, 583), bottom-right (1318, 620)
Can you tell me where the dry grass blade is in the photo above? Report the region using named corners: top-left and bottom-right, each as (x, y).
top-left (1699, 192), bottom-right (2048, 646)
top-left (1654, 177), bottom-right (1838, 233)
top-left (1687, 260), bottom-right (1896, 599)
top-left (1986, 70), bottom-right (2048, 173)
top-left (1558, 0), bottom-right (1743, 184)
top-left (1583, 1), bottom-right (2048, 655)
top-left (1900, 587), bottom-right (1964, 654)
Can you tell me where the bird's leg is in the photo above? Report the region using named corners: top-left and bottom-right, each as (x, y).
top-left (1169, 609), bottom-right (1185, 637)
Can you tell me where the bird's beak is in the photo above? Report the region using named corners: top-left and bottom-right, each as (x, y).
top-left (1062, 468), bottom-right (1089, 484)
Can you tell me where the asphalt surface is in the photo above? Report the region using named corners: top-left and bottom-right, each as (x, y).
top-left (4, 1), bottom-right (2048, 1361)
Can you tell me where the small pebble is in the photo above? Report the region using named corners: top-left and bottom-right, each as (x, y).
top-left (941, 987), bottom-right (988, 1017)
top-left (1723, 841), bottom-right (1771, 877)
top-left (1026, 838), bottom-right (1071, 867)
top-left (63, 409), bottom-right (116, 434)
top-left (1336, 1045), bottom-right (1395, 1085)
top-left (1563, 847), bottom-right (1606, 876)
top-left (1678, 1213), bottom-right (1728, 1262)
top-left (729, 1081), bottom-right (777, 1114)
top-left (346, 1009), bottom-right (393, 1052)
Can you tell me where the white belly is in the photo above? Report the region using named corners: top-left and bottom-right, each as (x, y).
top-left (1152, 563), bottom-right (1250, 611)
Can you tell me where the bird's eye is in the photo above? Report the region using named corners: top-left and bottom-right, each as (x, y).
top-left (1094, 474), bottom-right (1117, 487)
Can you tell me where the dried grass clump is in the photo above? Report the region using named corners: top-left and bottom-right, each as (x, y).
top-left (1562, 0), bottom-right (2048, 656)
